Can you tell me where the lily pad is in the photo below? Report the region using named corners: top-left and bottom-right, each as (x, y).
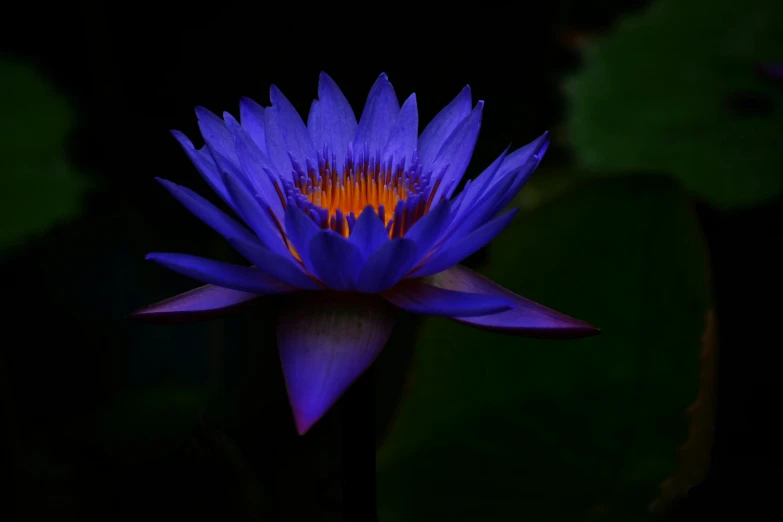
top-left (0, 59), bottom-right (90, 252)
top-left (377, 175), bottom-right (710, 521)
top-left (564, 0), bottom-right (783, 210)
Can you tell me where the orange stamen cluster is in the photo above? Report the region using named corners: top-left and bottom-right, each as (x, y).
top-left (278, 145), bottom-right (440, 239)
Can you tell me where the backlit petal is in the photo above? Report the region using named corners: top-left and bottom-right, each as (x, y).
top-left (417, 85), bottom-right (472, 171)
top-left (381, 279), bottom-right (512, 317)
top-left (129, 284), bottom-right (259, 323)
top-left (146, 253), bottom-right (295, 295)
top-left (277, 292), bottom-right (396, 434)
top-left (427, 265), bottom-right (599, 338)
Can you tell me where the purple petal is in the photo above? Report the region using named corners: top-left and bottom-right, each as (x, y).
top-left (452, 146), bottom-right (510, 216)
top-left (308, 231), bottom-right (363, 291)
top-left (402, 199), bottom-right (453, 261)
top-left (277, 292), bottom-right (397, 434)
top-left (426, 265), bottom-right (599, 338)
top-left (229, 238), bottom-right (323, 291)
top-left (146, 253), bottom-right (295, 295)
top-left (129, 284), bottom-right (259, 323)
top-left (488, 132), bottom-right (550, 192)
top-left (284, 204), bottom-right (321, 273)
top-left (417, 86), bottom-right (472, 171)
top-left (307, 72), bottom-right (357, 172)
top-left (225, 117), bottom-right (285, 218)
top-left (222, 172), bottom-right (289, 258)
top-left (195, 107), bottom-right (244, 179)
top-left (356, 238), bottom-right (417, 293)
top-left (264, 85), bottom-right (317, 180)
top-left (382, 93), bottom-right (418, 168)
top-left (430, 101), bottom-right (484, 201)
top-left (413, 208), bottom-right (519, 278)
top-left (171, 130), bottom-right (232, 208)
top-left (349, 205), bottom-right (389, 257)
top-left (381, 279), bottom-right (512, 317)
top-left (354, 73), bottom-right (399, 154)
top-left (239, 96), bottom-right (267, 154)
top-left (155, 178), bottom-right (258, 245)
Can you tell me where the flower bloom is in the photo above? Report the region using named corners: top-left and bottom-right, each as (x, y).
top-left (131, 72), bottom-right (598, 434)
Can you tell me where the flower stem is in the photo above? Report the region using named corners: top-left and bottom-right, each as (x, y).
top-left (342, 364), bottom-right (378, 522)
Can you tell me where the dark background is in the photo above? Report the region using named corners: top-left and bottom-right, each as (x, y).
top-left (2, 1), bottom-right (777, 520)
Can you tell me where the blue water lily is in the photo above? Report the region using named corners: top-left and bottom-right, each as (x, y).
top-left (131, 72), bottom-right (598, 434)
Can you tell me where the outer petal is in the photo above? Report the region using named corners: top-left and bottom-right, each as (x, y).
top-left (195, 107), bottom-right (244, 179)
top-left (307, 72), bottom-right (357, 172)
top-left (381, 279), bottom-right (513, 317)
top-left (129, 285), bottom-right (260, 323)
top-left (277, 292), bottom-right (397, 434)
top-left (264, 85), bottom-right (317, 178)
top-left (354, 73), bottom-right (399, 154)
top-left (427, 265), bottom-right (599, 338)
top-left (355, 238), bottom-right (417, 293)
top-left (226, 117), bottom-right (285, 218)
top-left (222, 172), bottom-right (289, 257)
top-left (430, 101), bottom-right (484, 201)
top-left (284, 204), bottom-right (321, 273)
top-left (412, 208), bottom-right (519, 278)
top-left (239, 96), bottom-right (267, 154)
top-left (382, 93), bottom-right (418, 168)
top-left (308, 231), bottom-right (363, 291)
top-left (171, 130), bottom-right (233, 209)
top-left (229, 238), bottom-right (323, 291)
top-left (488, 132), bottom-right (550, 192)
top-left (146, 253), bottom-right (295, 295)
top-left (417, 85), bottom-right (472, 171)
top-left (155, 178), bottom-right (258, 245)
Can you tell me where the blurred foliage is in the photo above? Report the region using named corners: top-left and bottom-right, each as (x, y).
top-left (564, 0), bottom-right (783, 210)
top-left (0, 59), bottom-right (90, 253)
top-left (377, 174), bottom-right (711, 521)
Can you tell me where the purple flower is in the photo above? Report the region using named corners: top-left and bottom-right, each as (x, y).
top-left (131, 72), bottom-right (599, 434)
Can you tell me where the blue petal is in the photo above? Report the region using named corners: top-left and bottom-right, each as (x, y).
top-left (194, 107), bottom-right (244, 179)
top-left (146, 252), bottom-right (294, 294)
top-left (355, 238), bottom-right (418, 293)
top-left (401, 199), bottom-right (453, 261)
top-left (155, 178), bottom-right (259, 245)
top-left (229, 238), bottom-right (323, 290)
top-left (171, 130), bottom-right (233, 209)
top-left (225, 116), bottom-right (285, 218)
top-left (417, 86), bottom-right (472, 171)
top-left (264, 85), bottom-right (317, 180)
top-left (349, 205), bottom-right (389, 257)
top-left (277, 292), bottom-right (396, 434)
top-left (454, 146), bottom-right (510, 214)
top-left (429, 101), bottom-right (484, 201)
top-left (222, 172), bottom-right (289, 258)
top-left (382, 93), bottom-right (418, 168)
top-left (445, 152), bottom-right (542, 242)
top-left (308, 231), bottom-right (363, 291)
top-left (381, 279), bottom-right (512, 317)
top-left (307, 72), bottom-right (357, 172)
top-left (284, 204), bottom-right (320, 273)
top-left (413, 208), bottom-right (519, 278)
top-left (354, 73), bottom-right (399, 155)
top-left (129, 284), bottom-right (259, 323)
top-left (426, 265), bottom-right (599, 338)
top-left (239, 96), bottom-right (267, 154)
top-left (488, 132), bottom-right (550, 192)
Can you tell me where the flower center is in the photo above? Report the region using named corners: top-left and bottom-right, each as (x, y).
top-left (279, 143), bottom-right (440, 239)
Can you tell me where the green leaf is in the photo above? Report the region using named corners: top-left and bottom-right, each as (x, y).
top-left (564, 0), bottom-right (783, 210)
top-left (377, 176), bottom-right (710, 521)
top-left (0, 59), bottom-right (90, 251)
